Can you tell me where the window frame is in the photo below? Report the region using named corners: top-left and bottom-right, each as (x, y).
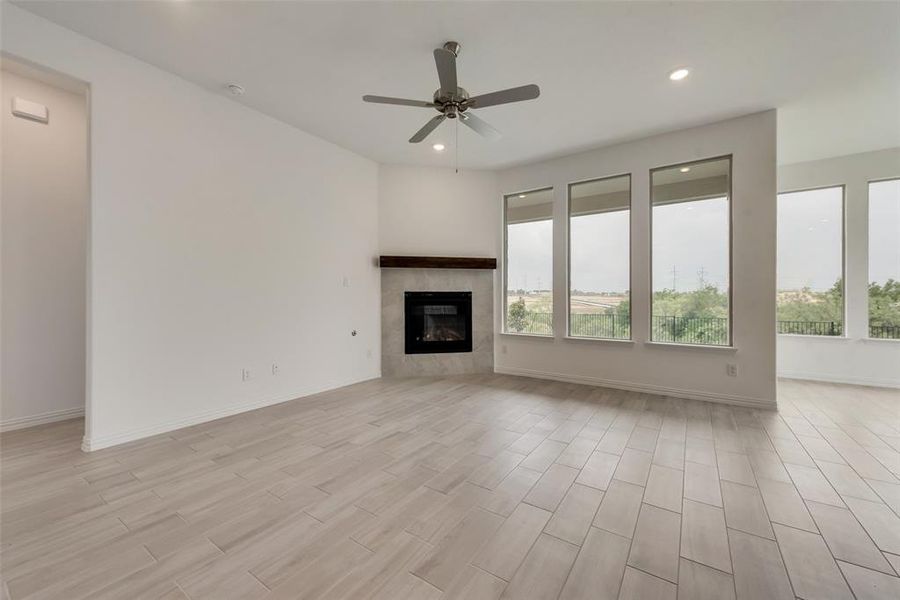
top-left (865, 177), bottom-right (900, 341)
top-left (502, 186), bottom-right (554, 336)
top-left (566, 172), bottom-right (633, 341)
top-left (648, 154), bottom-right (734, 348)
top-left (775, 183), bottom-right (847, 338)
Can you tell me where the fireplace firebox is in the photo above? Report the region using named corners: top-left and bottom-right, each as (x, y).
top-left (404, 291), bottom-right (473, 354)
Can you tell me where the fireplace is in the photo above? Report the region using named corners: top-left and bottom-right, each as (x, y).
top-left (404, 291), bottom-right (473, 354)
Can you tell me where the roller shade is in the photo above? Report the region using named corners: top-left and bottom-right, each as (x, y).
top-left (652, 175), bottom-right (729, 206)
top-left (506, 188), bottom-right (553, 224)
top-left (570, 175), bottom-right (630, 217)
top-left (652, 158), bottom-right (730, 207)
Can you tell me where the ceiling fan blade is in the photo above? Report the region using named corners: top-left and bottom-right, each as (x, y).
top-left (409, 114), bottom-right (447, 143)
top-left (363, 95), bottom-right (435, 108)
top-left (433, 48), bottom-right (458, 96)
top-left (468, 84), bottom-right (540, 109)
top-left (460, 111), bottom-right (502, 140)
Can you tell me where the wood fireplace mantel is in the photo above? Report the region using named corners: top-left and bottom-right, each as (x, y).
top-left (379, 256), bottom-right (497, 270)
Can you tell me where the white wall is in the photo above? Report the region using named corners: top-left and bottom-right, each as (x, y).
top-left (777, 148), bottom-right (900, 387)
top-left (495, 112), bottom-right (778, 407)
top-left (2, 5), bottom-right (381, 449)
top-left (377, 113), bottom-right (777, 406)
top-left (379, 165), bottom-right (499, 256)
top-left (1, 67), bottom-right (88, 430)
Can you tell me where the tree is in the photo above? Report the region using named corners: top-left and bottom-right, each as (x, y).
top-left (870, 278), bottom-right (900, 331)
top-left (648, 286), bottom-right (729, 343)
top-left (609, 297), bottom-right (631, 338)
top-left (776, 278), bottom-right (843, 325)
top-left (650, 285), bottom-right (728, 319)
top-left (507, 297), bottom-right (528, 333)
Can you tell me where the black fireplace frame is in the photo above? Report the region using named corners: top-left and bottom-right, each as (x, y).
top-left (404, 291), bottom-right (473, 355)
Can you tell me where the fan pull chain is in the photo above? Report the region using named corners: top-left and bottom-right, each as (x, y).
top-left (455, 117), bottom-right (459, 174)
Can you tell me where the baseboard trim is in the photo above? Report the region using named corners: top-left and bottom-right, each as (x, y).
top-left (1, 407), bottom-right (84, 432)
top-left (81, 374), bottom-right (380, 452)
top-left (777, 370), bottom-right (900, 389)
top-left (494, 366), bottom-right (776, 409)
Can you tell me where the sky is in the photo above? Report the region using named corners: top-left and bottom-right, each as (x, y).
top-left (570, 210), bottom-right (629, 292)
top-left (869, 179), bottom-right (900, 286)
top-left (507, 219), bottom-right (553, 292)
top-left (507, 181), bottom-right (899, 295)
top-left (652, 198), bottom-right (729, 292)
top-left (777, 187), bottom-right (843, 291)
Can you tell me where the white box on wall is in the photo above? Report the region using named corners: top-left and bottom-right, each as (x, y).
top-left (12, 96), bottom-right (49, 123)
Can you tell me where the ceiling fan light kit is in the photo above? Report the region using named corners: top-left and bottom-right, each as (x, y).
top-left (363, 41), bottom-right (540, 144)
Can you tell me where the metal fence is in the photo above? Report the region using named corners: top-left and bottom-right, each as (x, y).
top-left (505, 311), bottom-right (896, 341)
top-left (508, 311), bottom-right (552, 335)
top-left (869, 324), bottom-right (900, 339)
top-left (570, 313), bottom-right (630, 339)
top-left (777, 320), bottom-right (842, 336)
top-left (651, 315), bottom-right (729, 345)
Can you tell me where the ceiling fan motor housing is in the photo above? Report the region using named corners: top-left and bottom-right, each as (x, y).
top-left (433, 87), bottom-right (469, 117)
top-left (443, 41), bottom-right (461, 56)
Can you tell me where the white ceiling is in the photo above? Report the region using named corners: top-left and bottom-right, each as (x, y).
top-left (14, 0), bottom-right (900, 169)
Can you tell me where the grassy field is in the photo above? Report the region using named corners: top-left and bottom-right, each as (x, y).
top-left (507, 292), bottom-right (628, 314)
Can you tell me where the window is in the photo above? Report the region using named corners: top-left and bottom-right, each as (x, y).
top-left (868, 179), bottom-right (900, 339)
top-left (568, 174), bottom-right (631, 339)
top-left (504, 188), bottom-right (553, 335)
top-left (776, 186), bottom-right (844, 336)
top-left (651, 157), bottom-right (731, 346)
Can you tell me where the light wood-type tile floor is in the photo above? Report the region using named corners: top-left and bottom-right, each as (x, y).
top-left (2, 374), bottom-right (900, 599)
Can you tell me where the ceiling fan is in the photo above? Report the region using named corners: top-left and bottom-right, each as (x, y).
top-left (363, 41), bottom-right (540, 144)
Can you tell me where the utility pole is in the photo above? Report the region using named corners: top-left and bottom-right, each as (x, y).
top-left (672, 265), bottom-right (678, 291)
top-left (697, 266), bottom-right (707, 287)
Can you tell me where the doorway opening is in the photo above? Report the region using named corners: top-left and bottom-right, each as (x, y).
top-left (1, 55), bottom-right (90, 441)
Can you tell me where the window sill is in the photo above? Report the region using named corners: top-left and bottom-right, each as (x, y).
top-left (564, 336), bottom-right (634, 345)
top-left (644, 341), bottom-right (737, 352)
top-left (777, 334), bottom-right (849, 341)
top-left (777, 335), bottom-right (900, 344)
top-left (499, 332), bottom-right (555, 339)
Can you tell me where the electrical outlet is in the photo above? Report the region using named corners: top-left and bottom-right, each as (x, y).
top-left (726, 363), bottom-right (738, 377)
top-left (272, 363), bottom-right (279, 375)
top-left (242, 368), bottom-right (251, 381)
top-left (367, 348), bottom-right (373, 359)
top-left (501, 344), bottom-right (508, 354)
top-left (342, 276), bottom-right (350, 288)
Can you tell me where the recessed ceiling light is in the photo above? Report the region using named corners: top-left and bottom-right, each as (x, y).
top-left (680, 167), bottom-right (691, 173)
top-left (669, 68), bottom-right (690, 81)
top-left (518, 194), bottom-right (526, 199)
top-left (432, 143), bottom-right (445, 151)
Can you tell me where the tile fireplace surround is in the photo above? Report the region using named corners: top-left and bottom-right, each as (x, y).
top-left (381, 258), bottom-right (494, 377)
